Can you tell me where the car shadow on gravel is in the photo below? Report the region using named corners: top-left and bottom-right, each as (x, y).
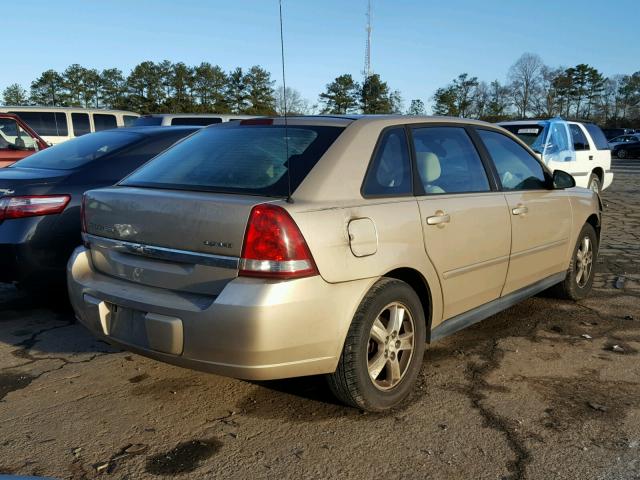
top-left (0, 283), bottom-right (116, 361)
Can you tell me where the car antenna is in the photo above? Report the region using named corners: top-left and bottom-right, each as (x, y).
top-left (279, 0), bottom-right (293, 203)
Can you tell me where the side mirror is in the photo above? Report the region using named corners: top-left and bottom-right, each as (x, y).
top-left (552, 170), bottom-right (575, 189)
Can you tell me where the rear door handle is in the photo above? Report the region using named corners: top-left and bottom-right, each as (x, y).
top-left (589, 155), bottom-right (594, 160)
top-left (426, 211), bottom-right (450, 225)
top-left (512, 205), bottom-right (529, 216)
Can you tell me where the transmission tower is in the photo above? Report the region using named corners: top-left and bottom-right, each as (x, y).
top-left (364, 0), bottom-right (372, 79)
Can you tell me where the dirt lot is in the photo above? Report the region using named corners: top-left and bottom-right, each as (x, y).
top-left (1, 159), bottom-right (639, 480)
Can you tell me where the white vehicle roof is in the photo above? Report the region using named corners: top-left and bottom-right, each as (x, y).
top-left (0, 106), bottom-right (138, 115)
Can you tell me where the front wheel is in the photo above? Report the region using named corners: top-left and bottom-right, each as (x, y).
top-left (552, 223), bottom-right (597, 300)
top-left (327, 278), bottom-right (426, 412)
top-left (588, 173), bottom-right (601, 194)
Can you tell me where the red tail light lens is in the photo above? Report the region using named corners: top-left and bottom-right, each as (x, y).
top-left (239, 204), bottom-right (318, 279)
top-left (0, 195), bottom-right (71, 220)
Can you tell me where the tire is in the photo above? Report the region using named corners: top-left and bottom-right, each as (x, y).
top-left (588, 173), bottom-right (601, 194)
top-left (552, 223), bottom-right (597, 301)
top-left (617, 148), bottom-right (627, 159)
top-left (327, 278), bottom-right (426, 412)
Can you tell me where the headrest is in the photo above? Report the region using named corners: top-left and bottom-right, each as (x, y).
top-left (416, 152), bottom-right (441, 183)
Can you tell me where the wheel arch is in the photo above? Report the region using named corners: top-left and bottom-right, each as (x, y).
top-left (591, 167), bottom-right (604, 184)
top-left (586, 213), bottom-right (601, 244)
top-left (383, 267), bottom-right (434, 341)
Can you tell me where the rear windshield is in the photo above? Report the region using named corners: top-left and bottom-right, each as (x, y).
top-left (12, 131), bottom-right (142, 170)
top-left (584, 124), bottom-right (610, 150)
top-left (132, 116), bottom-right (163, 126)
top-left (122, 125), bottom-right (344, 196)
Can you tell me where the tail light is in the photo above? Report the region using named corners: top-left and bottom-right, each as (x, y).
top-left (0, 195), bottom-right (70, 221)
top-left (239, 203), bottom-right (318, 279)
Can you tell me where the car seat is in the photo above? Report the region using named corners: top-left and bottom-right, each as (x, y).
top-left (416, 152), bottom-right (445, 193)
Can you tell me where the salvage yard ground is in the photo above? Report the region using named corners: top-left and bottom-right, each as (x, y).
top-left (1, 158), bottom-right (639, 480)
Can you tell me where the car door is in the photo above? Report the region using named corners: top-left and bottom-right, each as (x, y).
top-left (476, 129), bottom-right (572, 295)
top-left (568, 123), bottom-right (593, 176)
top-left (412, 125), bottom-right (511, 320)
top-left (0, 117), bottom-right (40, 167)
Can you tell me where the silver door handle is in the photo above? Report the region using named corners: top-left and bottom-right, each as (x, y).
top-left (426, 212), bottom-right (450, 225)
top-left (512, 205), bottom-right (529, 215)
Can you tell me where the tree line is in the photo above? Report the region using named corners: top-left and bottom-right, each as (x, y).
top-left (0, 61), bottom-right (402, 116)
top-left (429, 53), bottom-right (640, 127)
top-left (2, 54), bottom-right (639, 126)
top-left (1, 62), bottom-right (280, 115)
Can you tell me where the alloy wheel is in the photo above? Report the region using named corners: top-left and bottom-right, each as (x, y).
top-left (575, 235), bottom-right (594, 288)
top-left (367, 302), bottom-right (415, 391)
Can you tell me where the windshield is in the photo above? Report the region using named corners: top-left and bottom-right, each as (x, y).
top-left (122, 124), bottom-right (344, 196)
top-left (12, 131), bottom-right (142, 170)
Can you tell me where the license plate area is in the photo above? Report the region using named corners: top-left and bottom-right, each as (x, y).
top-left (98, 301), bottom-right (184, 356)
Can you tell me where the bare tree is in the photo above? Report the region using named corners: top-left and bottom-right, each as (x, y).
top-left (508, 53), bottom-right (544, 118)
top-left (275, 86), bottom-right (311, 115)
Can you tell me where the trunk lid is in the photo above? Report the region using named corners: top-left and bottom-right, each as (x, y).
top-left (83, 186), bottom-right (271, 295)
top-left (0, 167), bottom-right (71, 196)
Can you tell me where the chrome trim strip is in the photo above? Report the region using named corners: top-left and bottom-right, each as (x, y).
top-left (571, 172), bottom-right (589, 176)
top-left (83, 233), bottom-right (239, 270)
top-left (443, 255), bottom-right (509, 280)
top-left (510, 238), bottom-right (568, 260)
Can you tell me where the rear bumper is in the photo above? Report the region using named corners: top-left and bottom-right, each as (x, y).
top-left (602, 171), bottom-right (614, 190)
top-left (0, 215), bottom-right (76, 285)
top-left (67, 247), bottom-right (374, 380)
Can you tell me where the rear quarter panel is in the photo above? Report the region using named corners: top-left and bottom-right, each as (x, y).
top-left (289, 198), bottom-right (445, 328)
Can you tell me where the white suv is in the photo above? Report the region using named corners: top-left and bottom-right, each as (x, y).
top-left (498, 119), bottom-right (613, 193)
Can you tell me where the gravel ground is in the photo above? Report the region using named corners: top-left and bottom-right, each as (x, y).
top-left (1, 160), bottom-right (639, 480)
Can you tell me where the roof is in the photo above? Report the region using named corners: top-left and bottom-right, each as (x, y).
top-left (0, 106), bottom-right (139, 115)
top-left (140, 113), bottom-right (256, 119)
top-left (250, 114), bottom-right (498, 128)
top-left (112, 126), bottom-right (201, 135)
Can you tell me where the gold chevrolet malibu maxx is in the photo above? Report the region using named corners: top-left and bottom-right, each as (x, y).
top-left (68, 116), bottom-right (601, 411)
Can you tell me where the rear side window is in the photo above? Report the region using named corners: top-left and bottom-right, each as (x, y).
top-left (122, 125), bottom-right (344, 196)
top-left (72, 113), bottom-right (91, 136)
top-left (478, 129), bottom-right (547, 191)
top-left (93, 114), bottom-right (117, 131)
top-left (362, 128), bottom-right (412, 197)
top-left (13, 131), bottom-right (142, 170)
top-left (584, 124), bottom-right (610, 150)
top-left (569, 124), bottom-right (590, 151)
top-left (171, 117), bottom-right (222, 126)
top-left (412, 126), bottom-right (490, 194)
top-left (123, 115), bottom-right (138, 127)
top-left (132, 116), bottom-right (163, 126)
top-left (11, 111), bottom-right (68, 136)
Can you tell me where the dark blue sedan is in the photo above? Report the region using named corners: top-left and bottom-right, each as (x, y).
top-left (0, 126), bottom-right (198, 292)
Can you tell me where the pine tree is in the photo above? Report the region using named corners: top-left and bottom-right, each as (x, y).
top-left (2, 83), bottom-right (29, 106)
top-left (318, 74), bottom-right (360, 114)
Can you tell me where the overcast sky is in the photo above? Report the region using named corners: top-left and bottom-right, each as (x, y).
top-left (4, 0), bottom-right (638, 111)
